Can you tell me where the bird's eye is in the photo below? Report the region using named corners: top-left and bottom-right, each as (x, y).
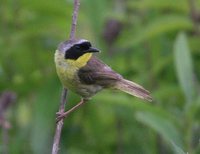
top-left (75, 45), bottom-right (81, 49)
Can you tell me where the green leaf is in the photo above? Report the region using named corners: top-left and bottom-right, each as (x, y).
top-left (30, 80), bottom-right (60, 154)
top-left (119, 15), bottom-right (193, 48)
top-left (135, 111), bottom-right (183, 148)
top-left (173, 32), bottom-right (195, 106)
top-left (128, 0), bottom-right (188, 13)
top-left (171, 141), bottom-right (187, 154)
top-left (95, 92), bottom-right (181, 128)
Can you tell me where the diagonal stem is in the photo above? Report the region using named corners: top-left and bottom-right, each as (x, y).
top-left (52, 88), bottom-right (67, 154)
top-left (70, 0), bottom-right (80, 40)
top-left (52, 0), bottom-right (80, 154)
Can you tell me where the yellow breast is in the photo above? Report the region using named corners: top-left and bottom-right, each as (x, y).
top-left (54, 50), bottom-right (92, 89)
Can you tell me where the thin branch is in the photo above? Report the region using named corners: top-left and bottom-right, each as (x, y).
top-left (52, 88), bottom-right (67, 154)
top-left (70, 0), bottom-right (80, 40)
top-left (51, 0), bottom-right (80, 154)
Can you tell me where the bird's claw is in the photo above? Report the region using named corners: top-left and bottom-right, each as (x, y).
top-left (56, 111), bottom-right (67, 123)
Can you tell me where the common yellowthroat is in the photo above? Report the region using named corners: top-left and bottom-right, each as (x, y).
top-left (55, 39), bottom-right (152, 120)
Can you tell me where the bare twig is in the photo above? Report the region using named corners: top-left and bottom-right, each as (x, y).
top-left (51, 0), bottom-right (80, 154)
top-left (52, 88), bottom-right (67, 154)
top-left (70, 0), bottom-right (80, 40)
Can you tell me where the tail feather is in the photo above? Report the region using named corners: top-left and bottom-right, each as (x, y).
top-left (114, 79), bottom-right (152, 102)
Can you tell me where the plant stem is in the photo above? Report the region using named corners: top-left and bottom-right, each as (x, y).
top-left (70, 0), bottom-right (80, 40)
top-left (52, 88), bottom-right (67, 154)
top-left (51, 0), bottom-right (80, 154)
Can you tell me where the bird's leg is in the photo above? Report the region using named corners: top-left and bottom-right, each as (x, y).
top-left (56, 98), bottom-right (87, 122)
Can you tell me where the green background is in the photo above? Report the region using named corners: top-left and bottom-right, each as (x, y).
top-left (0, 0), bottom-right (200, 153)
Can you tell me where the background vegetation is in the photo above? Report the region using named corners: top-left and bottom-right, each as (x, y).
top-left (1, 0), bottom-right (200, 153)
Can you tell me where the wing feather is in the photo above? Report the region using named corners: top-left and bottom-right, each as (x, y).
top-left (78, 56), bottom-right (122, 87)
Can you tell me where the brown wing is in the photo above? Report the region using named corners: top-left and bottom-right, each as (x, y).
top-left (78, 56), bottom-right (122, 87)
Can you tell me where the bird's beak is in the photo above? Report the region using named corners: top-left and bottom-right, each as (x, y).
top-left (85, 47), bottom-right (100, 53)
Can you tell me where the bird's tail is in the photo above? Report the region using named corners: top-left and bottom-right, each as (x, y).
top-left (114, 79), bottom-right (152, 102)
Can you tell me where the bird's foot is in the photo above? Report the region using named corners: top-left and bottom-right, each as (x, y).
top-left (56, 98), bottom-right (87, 123)
top-left (56, 111), bottom-right (68, 123)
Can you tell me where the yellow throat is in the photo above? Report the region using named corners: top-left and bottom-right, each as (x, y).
top-left (55, 50), bottom-right (92, 87)
top-left (65, 52), bottom-right (92, 68)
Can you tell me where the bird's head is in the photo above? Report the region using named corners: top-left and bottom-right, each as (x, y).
top-left (57, 39), bottom-right (100, 61)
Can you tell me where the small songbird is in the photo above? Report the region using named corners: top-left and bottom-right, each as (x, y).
top-left (55, 39), bottom-right (152, 120)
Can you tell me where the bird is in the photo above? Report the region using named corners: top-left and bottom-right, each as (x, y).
top-left (54, 39), bottom-right (152, 121)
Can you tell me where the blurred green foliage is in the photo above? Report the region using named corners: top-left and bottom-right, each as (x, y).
top-left (0, 0), bottom-right (200, 154)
